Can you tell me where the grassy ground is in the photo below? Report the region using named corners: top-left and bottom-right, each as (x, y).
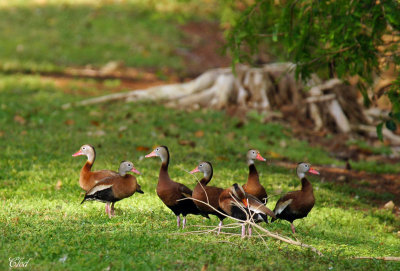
top-left (0, 0), bottom-right (221, 74)
top-left (0, 74), bottom-right (399, 270)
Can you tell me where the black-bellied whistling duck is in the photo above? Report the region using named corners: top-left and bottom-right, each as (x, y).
top-left (219, 183), bottom-right (276, 238)
top-left (81, 161), bottom-right (143, 218)
top-left (272, 162), bottom-right (319, 234)
top-left (242, 149), bottom-right (268, 203)
top-left (145, 146), bottom-right (207, 228)
top-left (190, 161), bottom-right (226, 234)
top-left (72, 144), bottom-right (118, 191)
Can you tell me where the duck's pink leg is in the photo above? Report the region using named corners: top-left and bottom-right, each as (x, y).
top-left (291, 223), bottom-right (296, 234)
top-left (217, 221), bottom-right (223, 235)
top-left (107, 206), bottom-right (112, 219)
top-left (110, 202), bottom-right (115, 217)
top-left (176, 216), bottom-right (181, 228)
top-left (248, 225), bottom-right (252, 237)
top-left (182, 217), bottom-right (187, 229)
top-left (105, 203), bottom-right (110, 214)
top-left (241, 224), bottom-right (246, 238)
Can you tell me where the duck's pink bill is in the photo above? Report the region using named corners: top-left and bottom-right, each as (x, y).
top-left (131, 168), bottom-right (141, 175)
top-left (72, 151), bottom-right (83, 157)
top-left (145, 150), bottom-right (157, 158)
top-left (190, 167), bottom-right (200, 174)
top-left (256, 153), bottom-right (266, 161)
top-left (309, 168), bottom-right (320, 175)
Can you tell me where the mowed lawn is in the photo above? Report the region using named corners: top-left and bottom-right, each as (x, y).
top-left (0, 74), bottom-right (399, 270)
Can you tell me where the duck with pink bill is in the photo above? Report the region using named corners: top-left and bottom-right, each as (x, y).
top-left (81, 161), bottom-right (144, 218)
top-left (190, 161), bottom-right (226, 234)
top-left (145, 146), bottom-right (208, 228)
top-left (72, 144), bottom-right (119, 191)
top-left (271, 162), bottom-right (320, 234)
top-left (72, 144), bottom-right (119, 215)
top-left (242, 149), bottom-right (269, 203)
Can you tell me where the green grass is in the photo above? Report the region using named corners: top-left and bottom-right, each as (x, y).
top-left (0, 0), bottom-right (221, 74)
top-left (1, 74), bottom-right (399, 270)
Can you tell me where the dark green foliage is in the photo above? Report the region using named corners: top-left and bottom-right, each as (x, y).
top-left (225, 0), bottom-right (400, 132)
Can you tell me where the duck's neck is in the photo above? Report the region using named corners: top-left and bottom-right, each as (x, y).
top-left (199, 169), bottom-right (213, 186)
top-left (161, 148), bottom-right (170, 168)
top-left (301, 177), bottom-right (313, 192)
top-left (82, 160), bottom-right (93, 172)
top-left (86, 149), bottom-right (95, 164)
top-left (82, 151), bottom-right (95, 172)
top-left (159, 152), bottom-right (171, 183)
top-left (247, 158), bottom-right (254, 167)
top-left (247, 163), bottom-right (259, 184)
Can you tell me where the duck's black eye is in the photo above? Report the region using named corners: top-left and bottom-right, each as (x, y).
top-left (305, 164), bottom-right (309, 168)
top-left (82, 147), bottom-right (86, 150)
top-left (156, 148), bottom-right (159, 151)
top-left (199, 164), bottom-right (203, 167)
top-left (128, 164), bottom-right (131, 167)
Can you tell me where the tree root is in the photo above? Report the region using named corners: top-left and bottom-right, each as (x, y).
top-left (62, 63), bottom-right (399, 143)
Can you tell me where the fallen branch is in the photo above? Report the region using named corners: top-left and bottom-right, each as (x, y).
top-left (353, 256), bottom-right (400, 261)
top-left (177, 196), bottom-right (323, 256)
top-left (177, 190), bottom-right (400, 259)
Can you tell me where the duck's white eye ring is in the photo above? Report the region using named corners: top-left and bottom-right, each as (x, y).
top-left (305, 164), bottom-right (309, 168)
top-left (199, 164), bottom-right (203, 167)
top-left (156, 148), bottom-right (159, 151)
top-left (82, 147), bottom-right (86, 150)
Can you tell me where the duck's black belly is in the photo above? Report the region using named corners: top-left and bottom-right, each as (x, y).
top-left (166, 199), bottom-right (201, 217)
top-left (276, 206), bottom-right (310, 223)
top-left (85, 187), bottom-right (120, 203)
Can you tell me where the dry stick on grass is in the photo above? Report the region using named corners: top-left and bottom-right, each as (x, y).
top-left (353, 257), bottom-right (400, 261)
top-left (177, 195), bottom-right (400, 261)
top-left (177, 195), bottom-right (323, 256)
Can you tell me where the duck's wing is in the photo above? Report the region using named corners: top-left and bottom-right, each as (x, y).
top-left (245, 194), bottom-right (276, 219)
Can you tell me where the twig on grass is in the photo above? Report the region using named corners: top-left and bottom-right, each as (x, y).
top-left (177, 196), bottom-right (323, 256)
top-left (353, 256), bottom-right (400, 261)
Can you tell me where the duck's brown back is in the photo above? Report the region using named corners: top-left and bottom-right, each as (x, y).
top-left (193, 183), bottom-right (223, 213)
top-left (157, 180), bottom-right (190, 206)
top-left (112, 175), bottom-right (140, 199)
top-left (79, 161), bottom-right (118, 191)
top-left (273, 179), bottom-right (315, 221)
top-left (218, 188), bottom-right (234, 216)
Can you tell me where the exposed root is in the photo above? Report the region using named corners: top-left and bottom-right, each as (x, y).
top-left (62, 63), bottom-right (400, 143)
